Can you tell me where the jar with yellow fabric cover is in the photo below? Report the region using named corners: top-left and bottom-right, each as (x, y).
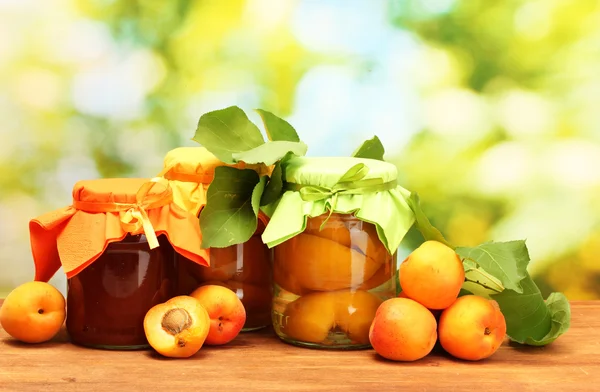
top-left (261, 157), bottom-right (416, 349)
top-left (158, 147), bottom-right (274, 331)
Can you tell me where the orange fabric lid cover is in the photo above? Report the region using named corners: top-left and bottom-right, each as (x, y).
top-left (29, 177), bottom-right (209, 282)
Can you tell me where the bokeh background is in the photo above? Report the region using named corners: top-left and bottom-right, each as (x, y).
top-left (1, 0), bottom-right (599, 299)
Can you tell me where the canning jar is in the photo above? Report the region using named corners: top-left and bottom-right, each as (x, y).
top-left (261, 157), bottom-right (416, 349)
top-left (66, 234), bottom-right (176, 349)
top-left (159, 147), bottom-right (274, 331)
top-left (29, 178), bottom-right (208, 349)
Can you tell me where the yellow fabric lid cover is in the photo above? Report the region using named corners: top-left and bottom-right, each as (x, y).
top-left (158, 146), bottom-right (272, 218)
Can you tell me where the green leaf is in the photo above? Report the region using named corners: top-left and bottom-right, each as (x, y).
top-left (193, 106), bottom-right (264, 164)
top-left (252, 175), bottom-right (267, 216)
top-left (232, 140), bottom-right (308, 166)
top-left (406, 192), bottom-right (454, 248)
top-left (352, 135), bottom-right (385, 160)
top-left (456, 241), bottom-right (529, 294)
top-left (462, 259), bottom-right (505, 298)
top-left (199, 166), bottom-right (260, 248)
top-left (523, 292), bottom-right (571, 346)
top-left (255, 109), bottom-right (300, 142)
top-left (491, 273), bottom-right (570, 345)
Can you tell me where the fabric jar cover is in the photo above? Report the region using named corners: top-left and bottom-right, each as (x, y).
top-left (157, 146), bottom-right (272, 225)
top-left (29, 177), bottom-right (209, 282)
top-left (261, 156), bottom-right (416, 255)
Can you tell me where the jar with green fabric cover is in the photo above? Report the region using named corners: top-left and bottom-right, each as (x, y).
top-left (261, 157), bottom-right (416, 349)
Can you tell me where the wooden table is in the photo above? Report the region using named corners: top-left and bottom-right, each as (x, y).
top-left (1, 300), bottom-right (598, 392)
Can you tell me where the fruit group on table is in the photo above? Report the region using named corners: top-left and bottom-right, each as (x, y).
top-left (369, 297), bottom-right (437, 361)
top-left (189, 284), bottom-right (247, 345)
top-left (0, 281), bottom-right (66, 344)
top-left (438, 295), bottom-right (507, 361)
top-left (370, 240), bottom-right (508, 362)
top-left (144, 295), bottom-right (211, 358)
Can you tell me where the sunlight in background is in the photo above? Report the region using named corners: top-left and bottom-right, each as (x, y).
top-left (0, 0), bottom-right (599, 300)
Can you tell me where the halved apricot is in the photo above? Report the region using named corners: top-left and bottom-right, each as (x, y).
top-left (143, 295), bottom-right (210, 358)
top-left (280, 291), bottom-right (336, 344)
top-left (333, 290), bottom-right (383, 345)
top-left (274, 233), bottom-right (382, 291)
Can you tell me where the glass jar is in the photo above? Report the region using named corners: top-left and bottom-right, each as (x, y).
top-left (176, 219), bottom-right (273, 331)
top-left (160, 147), bottom-right (274, 332)
top-left (66, 234), bottom-right (177, 349)
top-left (272, 213), bottom-right (397, 349)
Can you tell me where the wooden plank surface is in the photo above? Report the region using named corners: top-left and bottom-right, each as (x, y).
top-left (1, 300), bottom-right (599, 392)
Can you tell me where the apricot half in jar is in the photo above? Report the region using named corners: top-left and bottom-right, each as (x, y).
top-left (275, 233), bottom-right (382, 292)
top-left (332, 290), bottom-right (383, 345)
top-left (305, 215), bottom-right (389, 266)
top-left (280, 291), bottom-right (336, 344)
top-left (280, 290), bottom-right (383, 346)
top-left (144, 296), bottom-right (210, 358)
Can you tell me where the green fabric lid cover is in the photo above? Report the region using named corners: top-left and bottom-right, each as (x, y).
top-left (261, 156), bottom-right (415, 255)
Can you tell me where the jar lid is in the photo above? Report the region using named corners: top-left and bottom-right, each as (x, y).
top-left (261, 156), bottom-right (415, 255)
top-left (158, 147), bottom-right (273, 217)
top-left (284, 156), bottom-right (398, 187)
top-left (29, 177), bottom-right (209, 282)
top-left (161, 147), bottom-right (272, 183)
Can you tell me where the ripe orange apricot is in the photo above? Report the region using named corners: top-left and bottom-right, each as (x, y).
top-left (143, 295), bottom-right (210, 358)
top-left (399, 240), bottom-right (465, 310)
top-left (0, 281), bottom-right (66, 343)
top-left (189, 285), bottom-right (246, 345)
top-left (438, 295), bottom-right (507, 361)
top-left (369, 297), bottom-right (437, 361)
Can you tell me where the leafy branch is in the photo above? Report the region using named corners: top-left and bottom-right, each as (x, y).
top-left (193, 106), bottom-right (307, 248)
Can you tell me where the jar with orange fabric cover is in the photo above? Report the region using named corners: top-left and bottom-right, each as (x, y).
top-left (29, 178), bottom-right (208, 349)
top-left (158, 147), bottom-right (274, 331)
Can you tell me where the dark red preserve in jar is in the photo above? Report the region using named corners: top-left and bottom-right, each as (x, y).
top-left (28, 178), bottom-right (209, 350)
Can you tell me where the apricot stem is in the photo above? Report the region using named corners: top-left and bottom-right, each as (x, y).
top-left (161, 308), bottom-right (192, 335)
top-left (484, 327), bottom-right (491, 335)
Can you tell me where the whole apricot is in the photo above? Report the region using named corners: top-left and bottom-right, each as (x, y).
top-left (438, 295), bottom-right (507, 361)
top-left (399, 240), bottom-right (465, 310)
top-left (189, 285), bottom-right (246, 345)
top-left (144, 295), bottom-right (210, 358)
top-left (0, 281), bottom-right (66, 343)
top-left (369, 297), bottom-right (437, 361)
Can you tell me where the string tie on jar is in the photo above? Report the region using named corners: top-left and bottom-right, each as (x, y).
top-left (73, 177), bottom-right (173, 249)
top-left (285, 163), bottom-right (397, 230)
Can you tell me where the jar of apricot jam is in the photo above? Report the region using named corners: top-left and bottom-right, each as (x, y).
top-left (159, 147), bottom-right (274, 331)
top-left (28, 178), bottom-right (208, 350)
top-left (66, 234), bottom-right (176, 349)
top-left (261, 156), bottom-right (415, 349)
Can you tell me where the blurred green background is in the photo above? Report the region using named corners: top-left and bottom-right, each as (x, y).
top-left (1, 0), bottom-right (599, 299)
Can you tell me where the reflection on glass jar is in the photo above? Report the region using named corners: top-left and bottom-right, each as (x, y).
top-left (66, 234), bottom-right (176, 350)
top-left (176, 219), bottom-right (273, 331)
top-left (272, 213), bottom-right (397, 349)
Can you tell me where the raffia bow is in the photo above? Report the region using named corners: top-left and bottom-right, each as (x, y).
top-left (73, 177), bottom-right (173, 249)
top-left (285, 163), bottom-right (397, 229)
